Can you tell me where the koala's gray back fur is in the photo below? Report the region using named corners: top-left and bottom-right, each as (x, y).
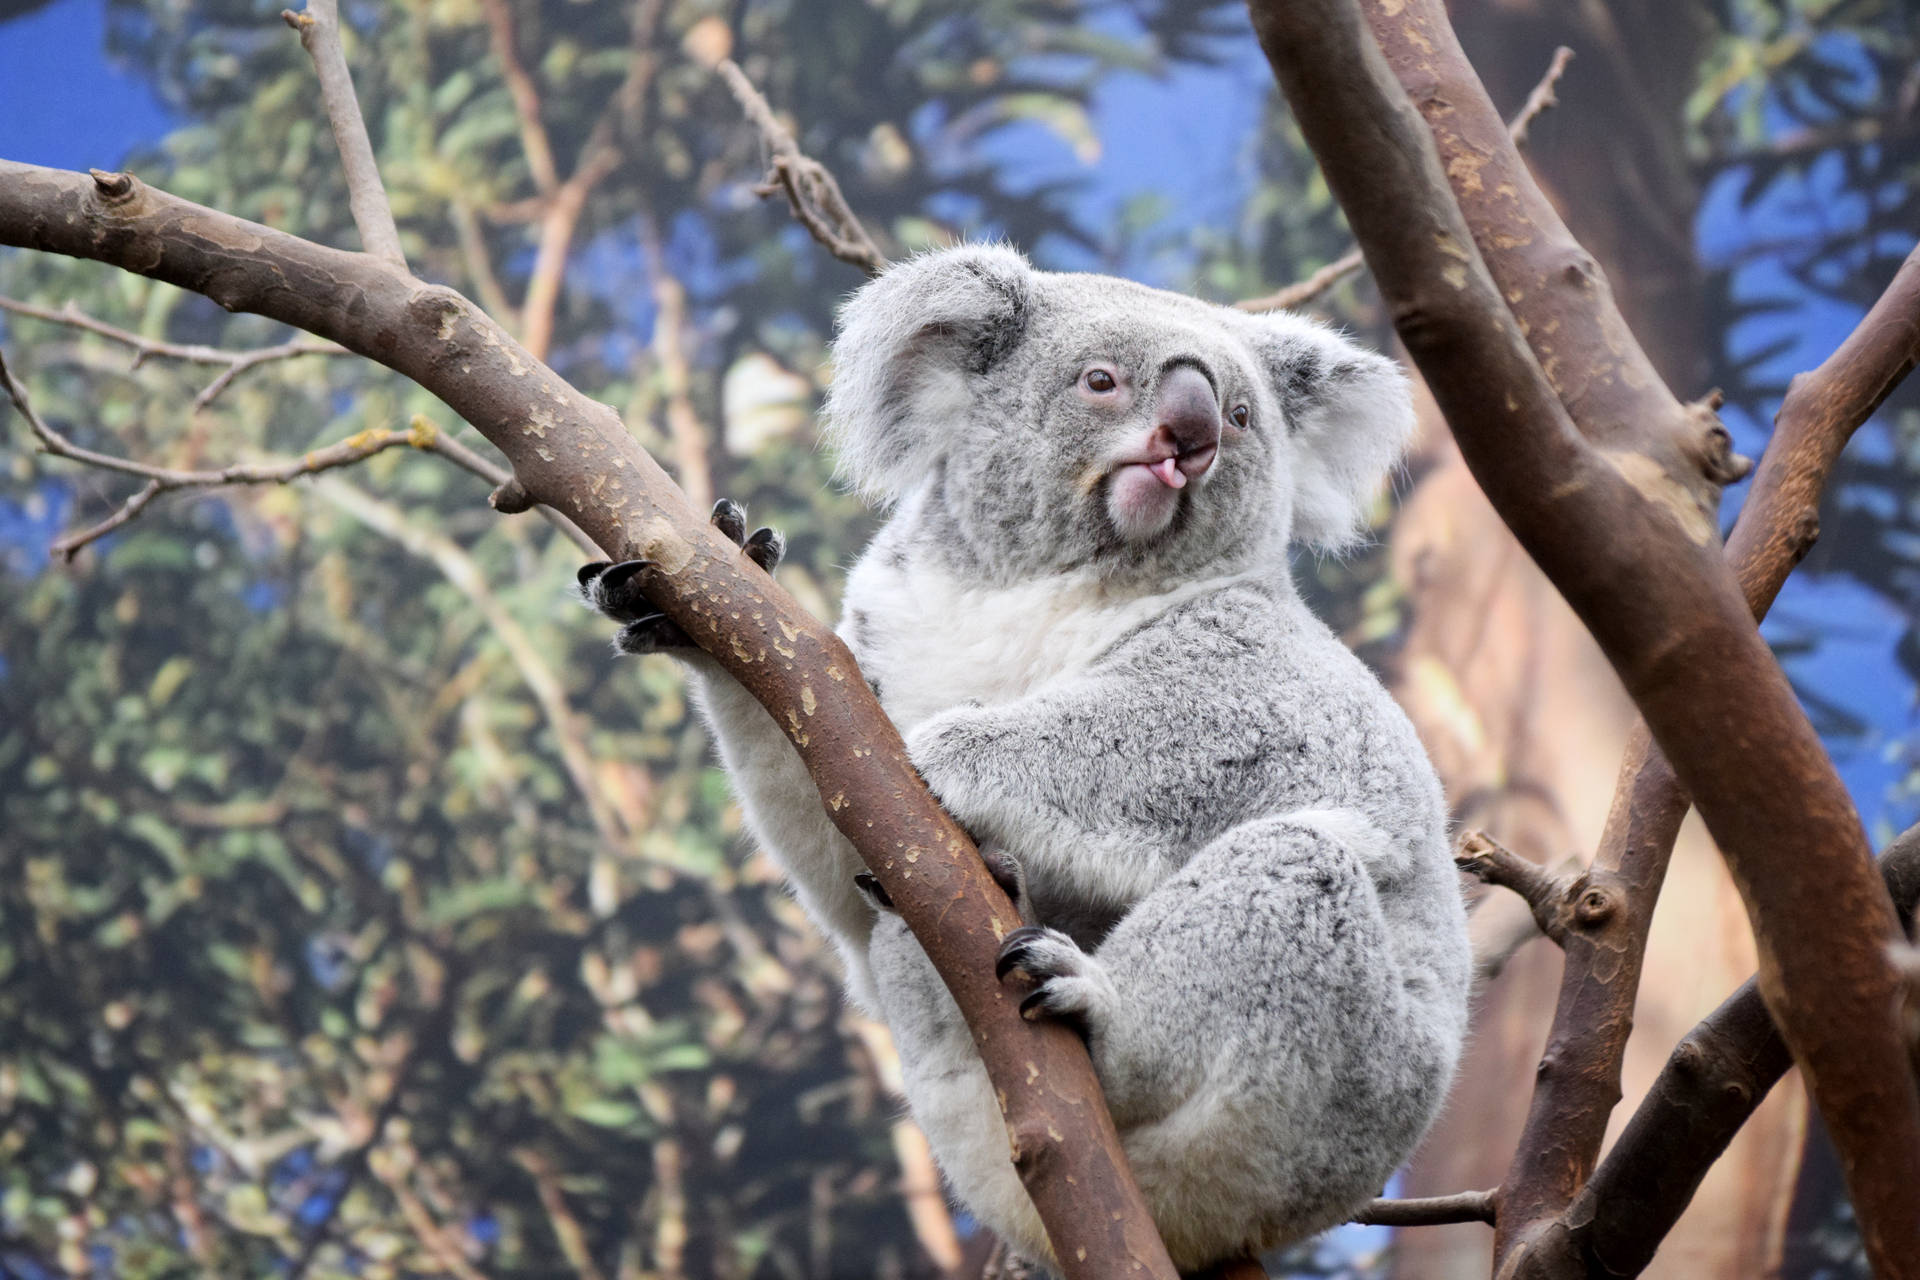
top-left (658, 245), bottom-right (1470, 1272)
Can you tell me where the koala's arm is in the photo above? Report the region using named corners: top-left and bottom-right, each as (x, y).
top-left (577, 517), bottom-right (878, 1007)
top-left (679, 668), bottom-right (879, 1004)
top-left (900, 611), bottom-right (1295, 912)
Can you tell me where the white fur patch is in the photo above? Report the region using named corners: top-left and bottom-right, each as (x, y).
top-left (844, 557), bottom-right (1262, 736)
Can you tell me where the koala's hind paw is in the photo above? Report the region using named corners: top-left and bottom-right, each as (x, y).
top-left (995, 926), bottom-right (1116, 1040)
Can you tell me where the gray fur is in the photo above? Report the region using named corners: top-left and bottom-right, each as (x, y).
top-left (592, 245), bottom-right (1469, 1272)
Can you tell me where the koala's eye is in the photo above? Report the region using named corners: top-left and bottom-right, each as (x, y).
top-left (1229, 404), bottom-right (1252, 430)
top-left (1083, 368), bottom-right (1118, 394)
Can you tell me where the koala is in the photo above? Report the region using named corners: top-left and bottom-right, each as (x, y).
top-left (580, 244), bottom-right (1470, 1273)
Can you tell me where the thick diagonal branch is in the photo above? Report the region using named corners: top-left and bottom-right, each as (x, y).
top-left (1246, 6), bottom-right (1920, 1277)
top-left (0, 159), bottom-right (1177, 1280)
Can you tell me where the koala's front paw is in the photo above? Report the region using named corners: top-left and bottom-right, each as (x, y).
top-left (578, 558), bottom-right (690, 653)
top-left (995, 926), bottom-right (1116, 1041)
top-left (577, 499), bottom-right (785, 655)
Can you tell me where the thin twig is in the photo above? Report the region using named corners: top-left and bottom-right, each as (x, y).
top-left (1508, 46), bottom-right (1576, 150)
top-left (1455, 830), bottom-right (1571, 945)
top-left (1351, 1189), bottom-right (1497, 1227)
top-left (0, 295), bottom-right (346, 408)
top-left (1231, 249), bottom-right (1365, 314)
top-left (281, 0), bottom-right (408, 269)
top-left (1234, 46), bottom-right (1573, 313)
top-left (715, 59), bottom-right (889, 278)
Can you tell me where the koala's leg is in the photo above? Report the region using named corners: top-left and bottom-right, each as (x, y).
top-left (865, 916), bottom-right (1055, 1271)
top-left (1002, 810), bottom-right (1466, 1268)
top-left (580, 503), bottom-right (877, 1006)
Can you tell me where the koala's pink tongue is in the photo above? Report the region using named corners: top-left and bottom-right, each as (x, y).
top-left (1152, 457), bottom-right (1186, 489)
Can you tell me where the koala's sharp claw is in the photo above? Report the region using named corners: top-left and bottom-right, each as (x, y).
top-left (711, 499), bottom-right (747, 546)
top-left (1018, 987), bottom-right (1092, 1040)
top-left (854, 872), bottom-right (895, 913)
top-left (997, 925), bottom-right (1105, 1040)
top-left (599, 559), bottom-right (651, 594)
top-left (616, 614), bottom-right (691, 654)
top-left (581, 558), bottom-right (658, 624)
top-left (744, 526), bottom-right (785, 573)
top-left (995, 926), bottom-right (1051, 982)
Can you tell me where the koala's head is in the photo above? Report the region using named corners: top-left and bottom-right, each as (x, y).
top-left (823, 244), bottom-right (1414, 584)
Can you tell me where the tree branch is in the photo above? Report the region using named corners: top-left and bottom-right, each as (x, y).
top-left (517, 0), bottom-right (664, 360)
top-left (1496, 233), bottom-right (1920, 1276)
top-left (1246, 6), bottom-right (1920, 1277)
top-left (1351, 1190), bottom-right (1497, 1228)
top-left (1233, 46), bottom-right (1572, 314)
top-left (478, 0), bottom-right (559, 197)
top-left (715, 59), bottom-right (888, 278)
top-left (0, 159), bottom-right (1178, 1280)
top-left (280, 0), bottom-right (407, 269)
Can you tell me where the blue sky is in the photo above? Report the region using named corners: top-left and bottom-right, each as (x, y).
top-left (2, 0), bottom-right (1915, 839)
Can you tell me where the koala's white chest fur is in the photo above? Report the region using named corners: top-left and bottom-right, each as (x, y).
top-left (840, 553), bottom-right (1237, 736)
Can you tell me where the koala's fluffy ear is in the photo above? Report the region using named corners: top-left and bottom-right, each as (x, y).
top-left (1243, 312), bottom-right (1415, 550)
top-left (822, 244), bottom-right (1035, 501)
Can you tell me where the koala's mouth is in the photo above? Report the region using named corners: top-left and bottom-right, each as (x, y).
top-left (1104, 447), bottom-right (1215, 541)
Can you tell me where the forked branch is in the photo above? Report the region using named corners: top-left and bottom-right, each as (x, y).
top-left (1494, 235), bottom-right (1920, 1275)
top-left (1516, 827), bottom-right (1920, 1278)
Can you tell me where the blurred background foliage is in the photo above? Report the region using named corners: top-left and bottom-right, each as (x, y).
top-left (0, 0), bottom-right (1916, 1276)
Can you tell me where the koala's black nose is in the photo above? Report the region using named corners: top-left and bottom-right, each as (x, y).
top-left (1153, 364), bottom-right (1221, 478)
